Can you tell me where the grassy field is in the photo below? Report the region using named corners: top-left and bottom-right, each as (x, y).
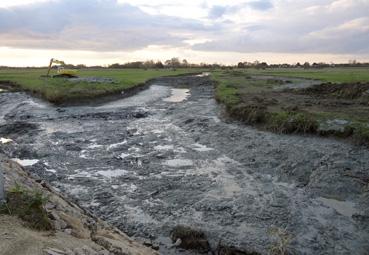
top-left (0, 68), bottom-right (201, 104)
top-left (249, 67), bottom-right (369, 83)
top-left (212, 67), bottom-right (369, 145)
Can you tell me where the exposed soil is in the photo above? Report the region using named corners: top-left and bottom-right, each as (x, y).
top-left (299, 82), bottom-right (369, 100)
top-left (0, 75), bottom-right (369, 254)
top-left (236, 83), bottom-right (369, 120)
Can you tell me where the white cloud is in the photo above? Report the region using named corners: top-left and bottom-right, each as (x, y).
top-left (0, 0), bottom-right (49, 8)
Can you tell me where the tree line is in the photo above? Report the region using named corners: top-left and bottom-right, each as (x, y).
top-left (1, 58), bottom-right (368, 69)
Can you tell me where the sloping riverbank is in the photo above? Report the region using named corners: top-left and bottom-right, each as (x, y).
top-left (0, 154), bottom-right (159, 255)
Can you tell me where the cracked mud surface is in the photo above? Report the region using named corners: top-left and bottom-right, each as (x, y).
top-left (1, 75), bottom-right (369, 254)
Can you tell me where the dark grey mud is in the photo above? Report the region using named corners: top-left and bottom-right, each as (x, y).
top-left (0, 75), bottom-right (369, 254)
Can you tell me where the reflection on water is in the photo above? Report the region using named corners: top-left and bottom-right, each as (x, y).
top-left (12, 158), bottom-right (39, 167)
top-left (163, 158), bottom-right (194, 167)
top-left (163, 88), bottom-right (190, 102)
top-left (99, 85), bottom-right (169, 108)
top-left (0, 137), bottom-right (13, 144)
top-left (196, 72), bottom-right (210, 77)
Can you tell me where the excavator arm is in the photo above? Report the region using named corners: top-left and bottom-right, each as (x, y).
top-left (46, 58), bottom-right (66, 77)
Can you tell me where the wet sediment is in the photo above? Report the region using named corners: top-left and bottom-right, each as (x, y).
top-left (0, 75), bottom-right (369, 254)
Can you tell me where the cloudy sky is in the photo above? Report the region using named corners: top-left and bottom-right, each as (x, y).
top-left (0, 0), bottom-right (369, 66)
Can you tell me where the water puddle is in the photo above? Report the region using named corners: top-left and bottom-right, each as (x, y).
top-left (119, 153), bottom-right (130, 159)
top-left (12, 158), bottom-right (39, 166)
top-left (154, 144), bottom-right (174, 151)
top-left (192, 143), bottom-right (214, 152)
top-left (99, 85), bottom-right (169, 108)
top-left (163, 159), bottom-right (194, 167)
top-left (107, 140), bottom-right (127, 150)
top-left (96, 169), bottom-right (129, 178)
top-left (0, 137), bottom-right (13, 144)
top-left (163, 88), bottom-right (190, 102)
top-left (70, 171), bottom-right (93, 179)
top-left (26, 99), bottom-right (48, 108)
top-left (87, 144), bottom-right (103, 149)
top-left (318, 197), bottom-right (358, 217)
top-left (196, 72), bottom-right (210, 77)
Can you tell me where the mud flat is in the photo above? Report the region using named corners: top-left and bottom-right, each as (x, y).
top-left (0, 75), bottom-right (369, 254)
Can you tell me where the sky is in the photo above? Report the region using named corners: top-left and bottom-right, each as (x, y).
top-left (0, 0), bottom-right (369, 66)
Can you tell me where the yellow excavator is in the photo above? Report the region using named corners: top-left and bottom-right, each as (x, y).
top-left (46, 58), bottom-right (78, 78)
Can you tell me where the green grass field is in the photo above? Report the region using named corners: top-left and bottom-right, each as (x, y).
top-left (0, 68), bottom-right (201, 103)
top-left (246, 67), bottom-right (369, 83)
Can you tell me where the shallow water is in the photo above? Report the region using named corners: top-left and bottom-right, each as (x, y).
top-left (163, 88), bottom-right (190, 102)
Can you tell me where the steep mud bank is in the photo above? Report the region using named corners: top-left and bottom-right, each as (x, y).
top-left (0, 75), bottom-right (369, 254)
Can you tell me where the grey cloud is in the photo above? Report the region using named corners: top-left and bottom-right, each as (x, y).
top-left (207, 1), bottom-right (273, 19)
top-left (208, 5), bottom-right (228, 19)
top-left (1, 0), bottom-right (368, 55)
top-left (248, 0), bottom-right (273, 11)
top-left (193, 24), bottom-right (369, 54)
top-left (0, 0), bottom-right (210, 51)
top-left (198, 1), bottom-right (369, 54)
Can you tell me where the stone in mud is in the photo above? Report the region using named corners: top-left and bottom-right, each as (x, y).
top-left (170, 225), bottom-right (210, 253)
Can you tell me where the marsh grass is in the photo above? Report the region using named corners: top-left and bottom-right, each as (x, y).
top-left (269, 227), bottom-right (292, 255)
top-left (266, 112), bottom-right (318, 134)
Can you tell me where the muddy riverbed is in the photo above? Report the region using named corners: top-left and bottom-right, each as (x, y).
top-left (1, 75), bottom-right (369, 254)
